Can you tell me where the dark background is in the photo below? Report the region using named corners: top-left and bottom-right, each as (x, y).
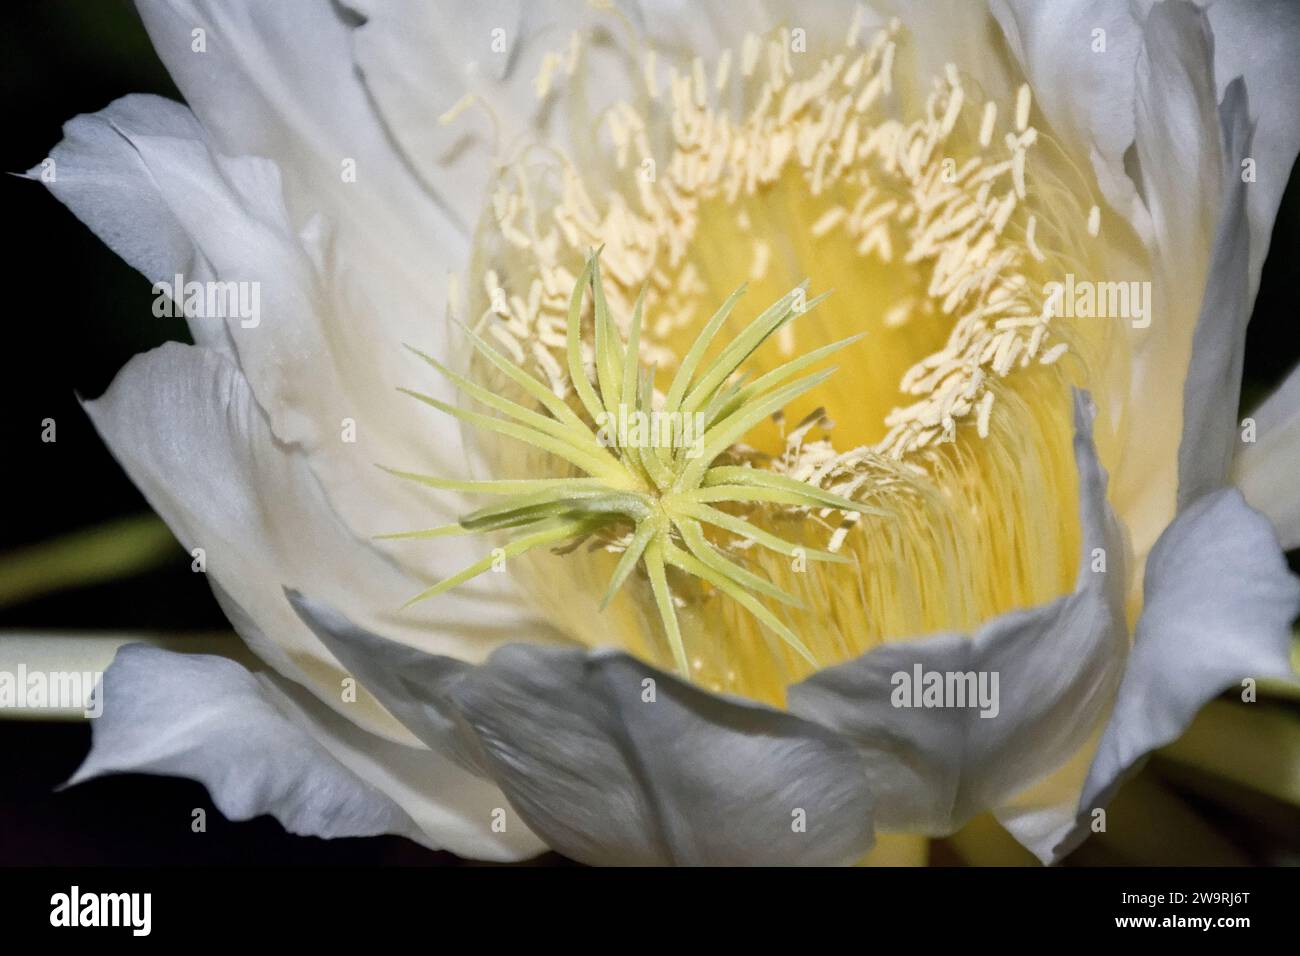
top-left (1, 0), bottom-right (1296, 866)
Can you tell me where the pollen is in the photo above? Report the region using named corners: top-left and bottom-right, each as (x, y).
top-left (410, 15), bottom-right (1118, 705)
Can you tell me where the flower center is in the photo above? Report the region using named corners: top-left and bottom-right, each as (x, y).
top-left (433, 16), bottom-right (1122, 705)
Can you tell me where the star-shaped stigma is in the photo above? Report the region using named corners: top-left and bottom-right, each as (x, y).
top-left (380, 251), bottom-right (876, 676)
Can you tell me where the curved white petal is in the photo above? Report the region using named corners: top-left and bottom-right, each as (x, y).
top-left (989, 0), bottom-right (1146, 223)
top-left (1201, 0), bottom-right (1300, 298)
top-left (39, 95), bottom-right (508, 573)
top-left (257, 663), bottom-right (548, 861)
top-left (632, 0), bottom-right (800, 56)
top-left (996, 91), bottom-right (1269, 857)
top-left (983, 2), bottom-right (1292, 580)
top-left (288, 591), bottom-right (486, 774)
top-left (342, 0), bottom-right (540, 235)
top-left (997, 78), bottom-right (1272, 855)
top-left (453, 645), bottom-right (876, 866)
top-left (68, 645), bottom-right (419, 841)
top-left (36, 93), bottom-right (410, 476)
top-left (871, 0), bottom-right (1019, 105)
top-left (1104, 1), bottom-right (1234, 565)
top-left (990, 729), bottom-right (1100, 861)
top-left (67, 644), bottom-right (544, 860)
top-left (131, 0), bottom-right (457, 264)
top-left (83, 342), bottom-right (556, 741)
top-left (30, 95), bottom-right (232, 354)
top-left (128, 1), bottom-right (496, 547)
top-left (290, 593), bottom-right (876, 866)
top-left (1174, 76), bottom-right (1253, 507)
top-left (30, 93), bottom-right (200, 280)
top-left (103, 127), bottom-right (484, 540)
top-left (107, 133), bottom-right (334, 446)
top-left (1233, 362), bottom-right (1300, 549)
top-left (990, 0), bottom-right (1300, 292)
top-left (788, 390), bottom-right (1128, 835)
top-left (1048, 488), bottom-right (1300, 862)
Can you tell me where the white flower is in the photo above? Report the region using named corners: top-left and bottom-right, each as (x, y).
top-left (26, 0), bottom-right (1300, 864)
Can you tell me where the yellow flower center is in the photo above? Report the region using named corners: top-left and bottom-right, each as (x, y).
top-left (441, 16), bottom-right (1126, 706)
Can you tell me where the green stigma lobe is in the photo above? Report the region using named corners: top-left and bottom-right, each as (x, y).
top-left (384, 250), bottom-right (863, 677)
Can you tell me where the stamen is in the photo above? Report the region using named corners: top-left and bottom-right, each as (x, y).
top-left (420, 18), bottom-right (1108, 700)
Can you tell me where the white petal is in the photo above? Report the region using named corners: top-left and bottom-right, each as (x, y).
top-left (112, 133), bottom-right (331, 444)
top-left (345, 1), bottom-right (663, 237)
top-left (1201, 0), bottom-right (1300, 298)
top-left (989, 0), bottom-right (1146, 221)
top-left (29, 95), bottom-right (231, 354)
top-left (29, 94), bottom-right (201, 280)
top-left (1174, 77), bottom-right (1254, 509)
top-left (64, 642), bottom-right (546, 861)
top-left (1000, 98), bottom-right (1278, 855)
top-left (257, 666), bottom-right (548, 861)
top-left (83, 343), bottom-right (553, 740)
top-left (872, 0), bottom-right (1019, 104)
top-left (289, 593), bottom-right (875, 866)
top-left (288, 591), bottom-right (487, 774)
top-left (1233, 362), bottom-right (1300, 549)
top-left (630, 0), bottom-right (787, 56)
top-left (1049, 488), bottom-right (1300, 862)
top-left (1104, 2), bottom-right (1234, 565)
top-left (788, 390), bottom-right (1127, 834)
top-left (42, 95), bottom-right (505, 563)
top-left (342, 0), bottom-right (528, 235)
top-left (133, 0), bottom-right (459, 266)
top-left (68, 645), bottom-right (419, 841)
top-left (130, 2), bottom-right (497, 545)
top-left (991, 732), bottom-right (1100, 861)
top-left (452, 646), bottom-right (878, 866)
top-left (109, 130), bottom-right (475, 537)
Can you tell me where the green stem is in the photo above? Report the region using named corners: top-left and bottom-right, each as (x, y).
top-left (0, 515), bottom-right (178, 609)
